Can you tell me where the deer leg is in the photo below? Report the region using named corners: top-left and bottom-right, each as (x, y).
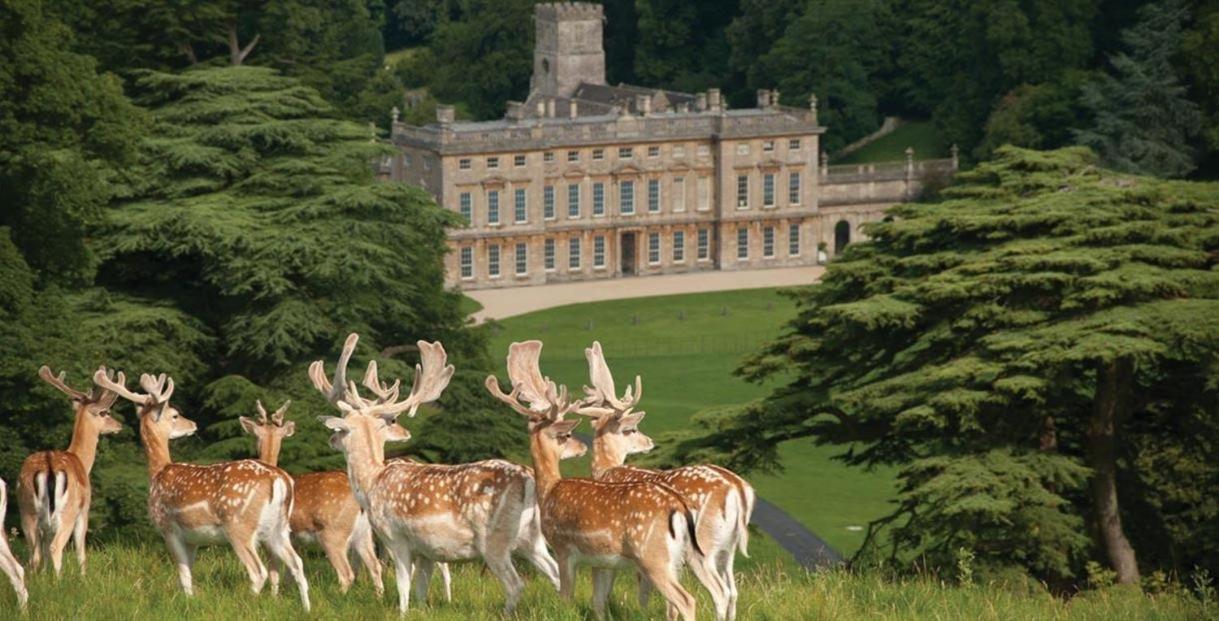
top-left (0, 537), bottom-right (27, 611)
top-left (640, 562), bottom-right (697, 621)
top-left (320, 529), bottom-right (355, 593)
top-left (638, 569), bottom-right (655, 608)
top-left (227, 528), bottom-right (268, 594)
top-left (722, 544), bottom-right (739, 621)
top-left (263, 528), bottom-right (311, 612)
top-left (47, 511), bottom-right (75, 578)
top-left (20, 510), bottom-right (40, 572)
top-left (164, 534), bottom-right (196, 596)
top-left (353, 529), bottom-right (384, 598)
top-left (556, 548), bottom-right (576, 600)
top-left (385, 539), bottom-right (414, 614)
top-left (411, 557), bottom-right (434, 604)
top-left (687, 545), bottom-right (728, 621)
top-left (437, 562), bottom-right (452, 602)
top-left (266, 551), bottom-right (281, 596)
top-left (591, 568), bottom-right (617, 620)
top-left (72, 509), bottom-right (89, 576)
top-left (520, 533), bottom-right (561, 591)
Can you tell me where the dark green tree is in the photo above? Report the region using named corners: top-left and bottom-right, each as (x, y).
top-left (426, 0), bottom-right (533, 120)
top-left (633, 0), bottom-right (737, 94)
top-left (670, 147), bottom-right (1219, 583)
top-left (0, 0), bottom-right (146, 283)
top-left (1075, 0), bottom-right (1203, 178)
top-left (975, 73), bottom-right (1090, 160)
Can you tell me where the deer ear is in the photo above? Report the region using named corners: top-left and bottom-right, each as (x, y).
top-left (239, 416), bottom-right (259, 435)
top-left (319, 416), bottom-right (349, 432)
top-left (281, 420), bottom-right (296, 437)
top-left (552, 419), bottom-right (581, 435)
top-left (619, 411), bottom-right (646, 428)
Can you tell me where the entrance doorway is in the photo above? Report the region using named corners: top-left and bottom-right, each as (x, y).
top-left (621, 232), bottom-right (637, 275)
top-left (834, 220), bottom-right (851, 256)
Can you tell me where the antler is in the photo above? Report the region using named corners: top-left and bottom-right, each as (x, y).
top-left (357, 341), bottom-right (454, 420)
top-left (38, 366), bottom-right (90, 401)
top-left (583, 341), bottom-right (642, 413)
top-left (92, 367), bottom-right (164, 408)
top-left (92, 368), bottom-right (126, 410)
top-left (309, 333), bottom-right (359, 404)
top-left (271, 400), bottom-right (291, 425)
top-left (361, 360), bottom-right (402, 404)
top-left (489, 341), bottom-right (609, 422)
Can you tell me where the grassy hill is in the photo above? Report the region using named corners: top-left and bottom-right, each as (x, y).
top-left (834, 121), bottom-right (949, 165)
top-left (486, 287), bottom-right (897, 556)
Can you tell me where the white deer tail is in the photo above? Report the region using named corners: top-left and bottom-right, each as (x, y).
top-left (737, 483), bottom-right (754, 557)
top-left (34, 467), bottom-right (67, 532)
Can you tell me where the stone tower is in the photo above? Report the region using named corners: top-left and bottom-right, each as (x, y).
top-left (533, 3), bottom-right (606, 99)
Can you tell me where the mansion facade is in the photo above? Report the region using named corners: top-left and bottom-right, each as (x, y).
top-left (386, 2), bottom-right (955, 290)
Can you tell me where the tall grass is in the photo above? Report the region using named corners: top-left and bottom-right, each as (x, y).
top-left (0, 543), bottom-right (1207, 619)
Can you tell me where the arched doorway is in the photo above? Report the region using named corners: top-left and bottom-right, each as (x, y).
top-left (834, 220), bottom-right (851, 255)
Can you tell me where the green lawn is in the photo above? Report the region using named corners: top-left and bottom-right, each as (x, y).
top-left (4, 542), bottom-right (1206, 620)
top-left (487, 288), bottom-right (898, 556)
top-left (384, 47), bottom-right (421, 68)
top-left (835, 121), bottom-right (949, 165)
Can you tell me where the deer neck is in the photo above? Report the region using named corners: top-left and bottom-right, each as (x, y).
top-left (66, 409), bottom-right (101, 474)
top-left (257, 435), bottom-right (282, 467)
top-left (342, 423), bottom-right (386, 505)
top-left (529, 431), bottom-right (563, 503)
top-left (139, 416), bottom-right (172, 478)
top-left (590, 429), bottom-right (628, 479)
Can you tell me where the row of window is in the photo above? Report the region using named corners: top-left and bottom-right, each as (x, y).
top-left (457, 172), bottom-right (800, 226)
top-left (455, 138), bottom-right (804, 171)
top-left (737, 172), bottom-right (801, 208)
top-left (457, 225), bottom-right (801, 279)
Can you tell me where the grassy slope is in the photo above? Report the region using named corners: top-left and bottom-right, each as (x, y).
top-left (835, 121), bottom-right (949, 165)
top-left (487, 288), bottom-right (897, 555)
top-left (2, 544), bottom-right (1205, 620)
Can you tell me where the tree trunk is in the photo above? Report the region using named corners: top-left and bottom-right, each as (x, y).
top-left (226, 20), bottom-right (260, 66)
top-left (1088, 357), bottom-right (1140, 584)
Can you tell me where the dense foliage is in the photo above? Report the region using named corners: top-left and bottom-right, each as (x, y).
top-left (0, 8), bottom-right (516, 534)
top-left (668, 147), bottom-right (1219, 583)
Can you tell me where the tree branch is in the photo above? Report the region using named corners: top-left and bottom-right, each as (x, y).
top-left (226, 19), bottom-right (260, 66)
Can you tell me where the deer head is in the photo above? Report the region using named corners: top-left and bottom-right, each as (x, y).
top-left (578, 342), bottom-right (654, 461)
top-left (92, 368), bottom-right (196, 440)
top-left (239, 400), bottom-right (294, 464)
top-left (39, 365), bottom-right (124, 435)
top-left (314, 334), bottom-right (453, 459)
top-left (485, 340), bottom-right (597, 461)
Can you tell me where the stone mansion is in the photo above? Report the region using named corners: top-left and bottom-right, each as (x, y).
top-left (386, 2), bottom-right (956, 290)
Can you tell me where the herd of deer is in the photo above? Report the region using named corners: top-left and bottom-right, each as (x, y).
top-left (0, 334), bottom-right (754, 620)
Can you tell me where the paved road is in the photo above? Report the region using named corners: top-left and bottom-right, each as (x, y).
top-left (468, 266), bottom-right (825, 322)
top-left (573, 432), bottom-right (842, 570)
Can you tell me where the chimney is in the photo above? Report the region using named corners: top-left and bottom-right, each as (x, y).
top-left (537, 100), bottom-right (546, 118)
top-left (636, 94), bottom-right (652, 116)
top-left (756, 89), bottom-right (771, 108)
top-left (436, 104), bottom-right (455, 126)
top-left (546, 98), bottom-right (556, 118)
top-left (569, 99), bottom-right (578, 118)
top-left (771, 89), bottom-right (781, 106)
top-left (695, 93), bottom-right (707, 112)
top-left (708, 88), bottom-right (723, 112)
top-left (506, 101), bottom-right (524, 121)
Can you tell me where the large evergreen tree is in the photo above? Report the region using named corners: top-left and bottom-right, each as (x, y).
top-left (668, 147), bottom-right (1219, 582)
top-left (1075, 0), bottom-right (1203, 178)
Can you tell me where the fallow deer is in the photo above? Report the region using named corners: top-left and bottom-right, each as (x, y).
top-left (580, 341), bottom-right (756, 621)
top-left (312, 334), bottom-right (551, 614)
top-left (0, 479), bottom-right (28, 611)
top-left (93, 369), bottom-right (311, 610)
top-left (486, 340), bottom-right (710, 621)
top-left (16, 366), bottom-right (124, 577)
top-left (240, 399), bottom-right (389, 597)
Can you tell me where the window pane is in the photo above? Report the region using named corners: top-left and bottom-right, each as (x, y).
top-left (673, 231), bottom-right (685, 262)
top-left (698, 228), bottom-right (709, 259)
top-left (569, 237), bottom-right (581, 269)
top-left (489, 245), bottom-right (500, 276)
top-left (515, 243), bottom-right (527, 274)
top-left (514, 188), bottom-right (527, 223)
top-left (763, 173), bottom-right (775, 207)
top-left (488, 190), bottom-right (500, 224)
top-left (460, 247), bottom-right (473, 278)
top-left (544, 185), bottom-right (555, 219)
top-left (620, 180), bottom-right (634, 214)
top-left (648, 179), bottom-right (660, 213)
top-left (568, 184), bottom-right (580, 217)
top-left (736, 175), bottom-right (749, 208)
top-left (789, 224), bottom-right (800, 256)
top-left (594, 236), bottom-right (605, 267)
top-left (764, 226), bottom-right (775, 257)
top-left (459, 192), bottom-right (472, 223)
top-left (648, 232), bottom-right (660, 263)
top-left (737, 227), bottom-right (748, 259)
top-left (544, 238), bottom-right (555, 270)
top-left (789, 172), bottom-right (801, 204)
top-left (593, 182), bottom-right (605, 216)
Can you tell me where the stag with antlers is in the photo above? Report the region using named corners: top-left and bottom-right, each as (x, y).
top-left (240, 398), bottom-right (387, 597)
top-left (487, 340), bottom-right (710, 621)
top-left (16, 366), bottom-right (124, 577)
top-left (311, 333), bottom-right (557, 614)
top-left (93, 370), bottom-right (311, 610)
top-left (579, 342), bottom-right (756, 621)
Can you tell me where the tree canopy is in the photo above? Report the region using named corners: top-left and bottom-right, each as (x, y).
top-left (667, 147), bottom-right (1219, 581)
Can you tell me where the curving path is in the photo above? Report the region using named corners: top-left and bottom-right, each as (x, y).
top-left (572, 432), bottom-right (842, 570)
